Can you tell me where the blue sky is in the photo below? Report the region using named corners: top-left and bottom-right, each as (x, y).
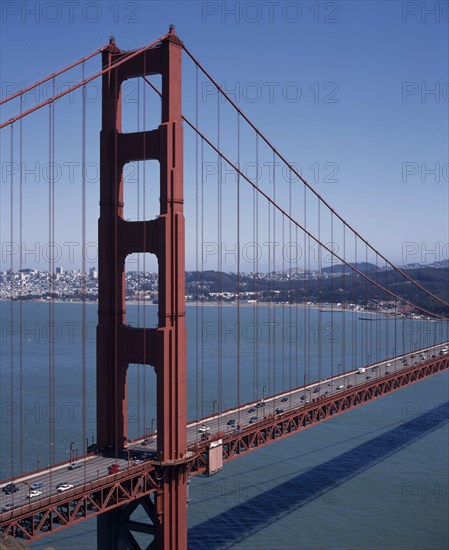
top-left (0, 1), bottom-right (448, 272)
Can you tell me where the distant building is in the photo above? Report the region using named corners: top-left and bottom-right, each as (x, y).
top-left (55, 267), bottom-right (64, 275)
top-left (89, 267), bottom-right (98, 280)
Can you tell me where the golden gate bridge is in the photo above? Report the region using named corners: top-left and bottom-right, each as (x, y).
top-left (0, 27), bottom-right (448, 549)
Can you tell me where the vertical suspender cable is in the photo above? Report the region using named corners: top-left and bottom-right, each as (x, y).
top-left (217, 92), bottom-right (222, 423)
top-left (81, 62), bottom-right (87, 466)
top-left (48, 81), bottom-right (56, 472)
top-left (353, 236), bottom-right (357, 370)
top-left (9, 124), bottom-right (14, 476)
top-left (304, 185), bottom-right (309, 390)
top-left (136, 78), bottom-right (141, 436)
top-left (295, 198), bottom-right (299, 388)
top-left (195, 65), bottom-right (199, 422)
top-left (19, 97), bottom-right (23, 474)
top-left (253, 133), bottom-right (259, 401)
top-left (272, 150), bottom-right (276, 398)
top-left (267, 162), bottom-right (271, 398)
top-left (281, 207), bottom-right (285, 391)
top-left (236, 113), bottom-right (240, 409)
top-left (288, 169), bottom-right (292, 393)
top-left (142, 71), bottom-right (147, 436)
top-left (201, 138), bottom-right (205, 419)
top-left (342, 225), bottom-right (346, 375)
top-left (317, 198), bottom-right (322, 383)
top-left (113, 67), bottom-right (119, 457)
top-left (330, 212), bottom-right (334, 384)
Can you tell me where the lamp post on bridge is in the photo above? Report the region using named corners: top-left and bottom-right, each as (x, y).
top-left (151, 417), bottom-right (156, 436)
top-left (213, 400), bottom-right (219, 416)
top-left (262, 385), bottom-right (268, 402)
top-left (69, 441), bottom-right (75, 463)
top-left (22, 480), bottom-right (31, 502)
top-left (392, 348), bottom-right (397, 372)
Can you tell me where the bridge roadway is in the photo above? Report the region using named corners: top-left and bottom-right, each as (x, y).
top-left (1, 341), bottom-right (448, 518)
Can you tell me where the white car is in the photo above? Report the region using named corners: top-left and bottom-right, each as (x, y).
top-left (57, 483), bottom-right (74, 493)
top-left (336, 385), bottom-right (344, 390)
top-left (198, 425), bottom-right (210, 433)
top-left (27, 490), bottom-right (42, 499)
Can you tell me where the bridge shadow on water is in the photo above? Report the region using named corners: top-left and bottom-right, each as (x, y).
top-left (188, 402), bottom-right (449, 549)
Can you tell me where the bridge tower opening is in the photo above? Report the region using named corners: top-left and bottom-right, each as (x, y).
top-left (96, 27), bottom-right (188, 549)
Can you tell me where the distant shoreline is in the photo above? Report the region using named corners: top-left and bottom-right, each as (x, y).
top-left (0, 298), bottom-right (411, 318)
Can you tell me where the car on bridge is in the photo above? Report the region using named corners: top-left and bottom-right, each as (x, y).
top-left (31, 482), bottom-right (44, 490)
top-left (2, 483), bottom-right (18, 494)
top-left (249, 416), bottom-right (258, 423)
top-left (68, 462), bottom-right (82, 470)
top-left (281, 397), bottom-right (288, 402)
top-left (247, 407), bottom-right (256, 413)
top-left (1, 503), bottom-right (19, 512)
top-left (27, 490), bottom-right (42, 499)
top-left (226, 419), bottom-right (236, 426)
top-left (313, 387), bottom-right (320, 393)
top-left (198, 424), bottom-right (210, 433)
top-left (275, 408), bottom-right (284, 414)
top-left (108, 464), bottom-right (120, 475)
top-left (336, 385), bottom-right (344, 390)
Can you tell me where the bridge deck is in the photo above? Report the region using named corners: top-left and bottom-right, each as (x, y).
top-left (1, 342), bottom-right (448, 540)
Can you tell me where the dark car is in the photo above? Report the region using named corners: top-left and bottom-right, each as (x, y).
top-left (247, 407), bottom-right (256, 413)
top-left (1, 503), bottom-right (19, 512)
top-left (281, 397), bottom-right (288, 403)
top-left (347, 384), bottom-right (353, 388)
top-left (366, 375), bottom-right (371, 380)
top-left (256, 402), bottom-right (265, 408)
top-left (275, 408), bottom-right (284, 414)
top-left (2, 483), bottom-right (18, 495)
top-left (313, 387), bottom-right (320, 393)
top-left (226, 419), bottom-right (235, 426)
top-left (249, 416), bottom-right (258, 423)
top-left (31, 482), bottom-right (44, 490)
top-left (385, 371), bottom-right (390, 375)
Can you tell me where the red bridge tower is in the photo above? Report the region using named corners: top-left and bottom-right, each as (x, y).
top-left (96, 27), bottom-right (188, 549)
